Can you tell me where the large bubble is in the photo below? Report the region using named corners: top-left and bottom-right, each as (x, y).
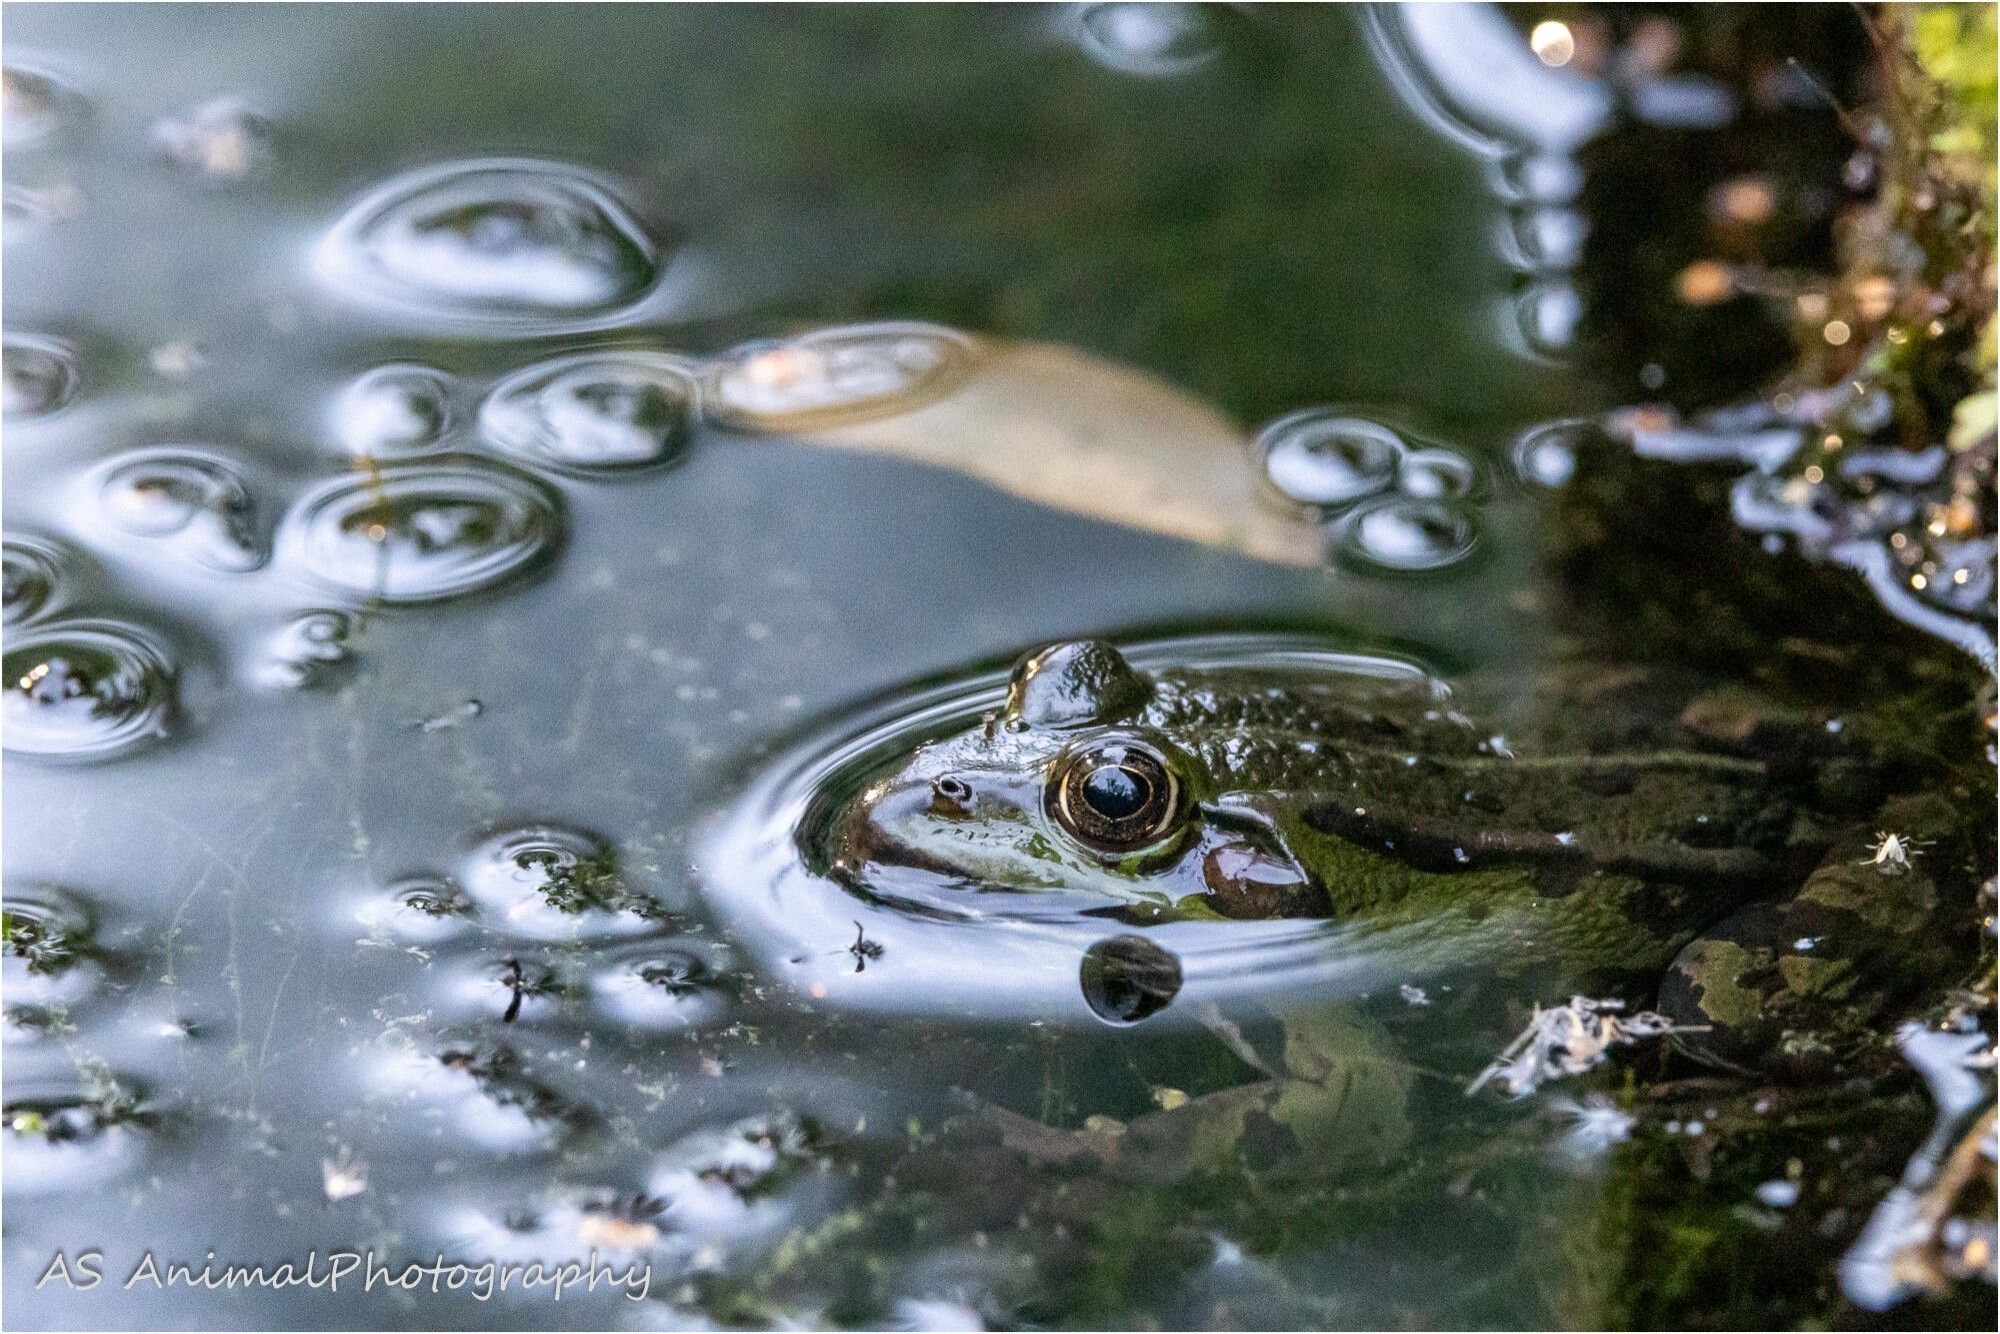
top-left (281, 455), bottom-right (562, 605)
top-left (315, 158), bottom-right (663, 327)
top-left (480, 349), bottom-right (698, 475)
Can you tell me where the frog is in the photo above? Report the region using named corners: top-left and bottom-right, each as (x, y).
top-left (823, 638), bottom-right (1951, 1066)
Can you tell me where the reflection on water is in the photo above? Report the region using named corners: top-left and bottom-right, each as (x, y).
top-left (3, 3), bottom-right (1989, 1330)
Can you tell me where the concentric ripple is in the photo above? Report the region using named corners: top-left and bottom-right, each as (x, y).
top-left (2, 619), bottom-right (177, 762)
top-left (707, 322), bottom-right (978, 433)
top-left (355, 873), bottom-right (474, 944)
top-left (480, 349), bottom-right (699, 474)
top-left (3, 534), bottom-right (66, 625)
top-left (460, 823), bottom-right (665, 940)
top-left (3, 332), bottom-right (79, 418)
top-left (315, 158), bottom-right (663, 327)
top-left (96, 447), bottom-right (265, 571)
top-left (3, 1077), bottom-right (153, 1196)
top-left (589, 942), bottom-right (730, 1031)
top-left (280, 455), bottom-right (562, 605)
top-left (698, 634), bottom-right (1450, 1019)
top-left (3, 884), bottom-right (102, 1014)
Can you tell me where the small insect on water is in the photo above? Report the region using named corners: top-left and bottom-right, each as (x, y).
top-left (846, 921), bottom-right (884, 973)
top-left (1860, 831), bottom-right (1929, 875)
top-left (500, 957), bottom-right (528, 1023)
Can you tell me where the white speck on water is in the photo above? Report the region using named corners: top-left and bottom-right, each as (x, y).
top-left (1755, 1180), bottom-right (1800, 1209)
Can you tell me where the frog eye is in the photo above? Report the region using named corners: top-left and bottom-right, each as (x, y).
top-left (1051, 738), bottom-right (1185, 854)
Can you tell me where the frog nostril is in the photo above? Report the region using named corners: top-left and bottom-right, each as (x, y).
top-left (932, 776), bottom-right (972, 804)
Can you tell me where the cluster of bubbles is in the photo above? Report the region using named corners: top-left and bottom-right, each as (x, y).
top-left (1255, 408), bottom-right (1484, 572)
top-left (3, 884), bottom-right (162, 1192)
top-left (1360, 6), bottom-right (1606, 360)
top-left (355, 826), bottom-right (728, 1157)
top-left (438, 1110), bottom-right (825, 1269)
top-left (3, 97), bottom-right (994, 769)
top-left (352, 824), bottom-right (730, 1152)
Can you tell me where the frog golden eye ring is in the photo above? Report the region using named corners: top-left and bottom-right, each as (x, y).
top-left (1049, 736), bottom-right (1185, 854)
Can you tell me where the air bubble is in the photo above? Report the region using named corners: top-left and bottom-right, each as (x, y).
top-left (3, 535), bottom-right (65, 625)
top-left (3, 66), bottom-right (85, 150)
top-left (1256, 411), bottom-right (1405, 510)
top-left (3, 332), bottom-right (79, 418)
top-left (1337, 497), bottom-right (1479, 573)
top-left (315, 158), bottom-right (662, 326)
top-left (259, 610), bottom-right (354, 689)
top-left (3, 1078), bottom-right (151, 1196)
top-left (644, 1111), bottom-right (820, 1229)
top-left (1397, 447), bottom-right (1479, 501)
top-left (331, 364), bottom-right (454, 456)
top-left (1071, 3), bottom-right (1227, 77)
top-left (708, 322), bottom-right (976, 433)
top-left (590, 944), bottom-right (727, 1030)
top-left (1514, 279), bottom-right (1581, 357)
top-left (481, 350), bottom-right (698, 474)
top-left (150, 95), bottom-right (271, 180)
top-left (1510, 419), bottom-right (1586, 488)
top-left (357, 874), bottom-right (473, 944)
top-left (97, 448), bottom-right (264, 571)
top-left (461, 824), bottom-right (664, 940)
top-left (374, 1039), bottom-right (589, 1154)
top-left (3, 619), bottom-right (177, 762)
top-left (1079, 934), bottom-right (1182, 1024)
top-left (3, 885), bottom-right (101, 1013)
top-left (282, 455), bottom-right (562, 605)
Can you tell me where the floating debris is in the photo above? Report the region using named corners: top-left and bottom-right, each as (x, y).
top-left (321, 1147), bottom-right (368, 1201)
top-left (410, 698), bottom-right (482, 733)
top-left (1549, 1091), bottom-right (1636, 1162)
top-left (1840, 1022), bottom-right (1996, 1309)
top-left (1468, 996), bottom-right (1706, 1098)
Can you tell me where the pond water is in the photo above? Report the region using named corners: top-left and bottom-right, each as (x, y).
top-left (4, 4), bottom-right (1992, 1331)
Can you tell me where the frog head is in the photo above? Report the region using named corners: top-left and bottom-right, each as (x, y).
top-left (825, 641), bottom-right (1328, 923)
